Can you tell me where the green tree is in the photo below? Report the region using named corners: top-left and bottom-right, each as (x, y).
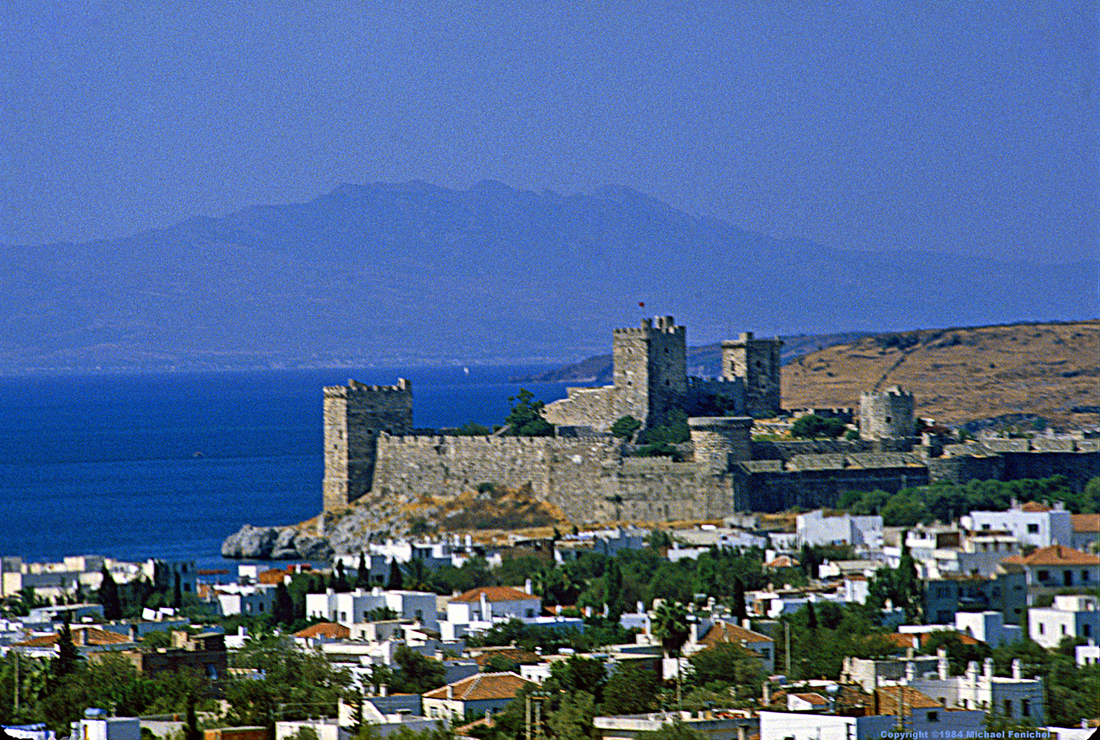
top-left (610, 416), bottom-right (642, 441)
top-left (53, 620), bottom-right (81, 679)
top-left (356, 552), bottom-right (370, 589)
top-left (274, 581), bottom-right (294, 625)
top-left (387, 559), bottom-right (405, 590)
top-left (602, 663), bottom-right (660, 715)
top-left (731, 578), bottom-right (747, 622)
top-left (452, 422), bottom-right (492, 436)
top-left (504, 389), bottom-right (554, 437)
top-left (791, 415), bottom-right (847, 440)
top-left (652, 601), bottom-right (690, 709)
top-left (548, 690), bottom-right (597, 740)
top-left (390, 645), bottom-right (446, 694)
top-left (643, 722), bottom-right (707, 740)
top-left (687, 642), bottom-right (763, 690)
top-left (98, 566), bottom-right (122, 620)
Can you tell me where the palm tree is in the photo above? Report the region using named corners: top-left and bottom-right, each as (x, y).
top-left (402, 558), bottom-right (433, 592)
top-left (652, 600), bottom-right (690, 710)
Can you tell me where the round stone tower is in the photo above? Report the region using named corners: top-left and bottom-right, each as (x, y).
top-left (689, 416), bottom-right (753, 472)
top-left (859, 386), bottom-right (915, 440)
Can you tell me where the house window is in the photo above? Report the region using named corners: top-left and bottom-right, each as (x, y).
top-left (1083, 569), bottom-right (1091, 582)
top-left (982, 524), bottom-right (991, 530)
top-left (1027, 524), bottom-right (1039, 534)
top-left (1021, 699), bottom-right (1030, 717)
top-left (927, 711), bottom-right (939, 723)
top-left (1039, 623), bottom-right (1045, 634)
top-left (1064, 571), bottom-right (1073, 586)
top-left (1062, 625), bottom-right (1068, 635)
top-left (1038, 570), bottom-right (1050, 581)
top-left (1085, 624), bottom-right (1092, 638)
top-left (526, 609), bottom-right (535, 618)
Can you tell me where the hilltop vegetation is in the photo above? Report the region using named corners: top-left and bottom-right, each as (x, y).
top-left (783, 320), bottom-right (1100, 428)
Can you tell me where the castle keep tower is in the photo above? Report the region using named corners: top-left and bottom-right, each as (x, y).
top-left (612, 316), bottom-right (687, 427)
top-left (722, 332), bottom-right (783, 417)
top-left (859, 385), bottom-right (915, 440)
top-left (322, 378), bottom-right (413, 511)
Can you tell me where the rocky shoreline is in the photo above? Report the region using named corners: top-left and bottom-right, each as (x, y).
top-left (220, 524), bottom-right (334, 560)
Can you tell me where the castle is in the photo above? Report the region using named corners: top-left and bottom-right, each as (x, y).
top-left (321, 318), bottom-right (1100, 524)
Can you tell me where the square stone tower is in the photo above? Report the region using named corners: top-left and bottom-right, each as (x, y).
top-left (322, 378), bottom-right (413, 511)
top-left (722, 332), bottom-right (782, 417)
top-left (612, 316), bottom-right (687, 427)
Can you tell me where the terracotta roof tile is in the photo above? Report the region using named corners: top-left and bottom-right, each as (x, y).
top-left (15, 626), bottom-right (130, 648)
top-left (423, 672), bottom-right (534, 701)
top-left (1072, 514), bottom-right (1100, 534)
top-left (294, 622), bottom-right (350, 639)
top-left (874, 687), bottom-right (943, 715)
top-left (883, 632), bottom-right (982, 650)
top-left (1019, 501), bottom-right (1051, 513)
top-left (700, 621), bottom-right (774, 647)
top-left (1001, 545), bottom-right (1099, 567)
top-left (792, 693), bottom-right (829, 706)
top-left (452, 586), bottom-right (538, 603)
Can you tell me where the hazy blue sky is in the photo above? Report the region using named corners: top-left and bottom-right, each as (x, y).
top-left (2, 1), bottom-right (1096, 263)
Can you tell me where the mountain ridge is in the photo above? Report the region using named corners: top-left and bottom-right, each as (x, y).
top-left (0, 181), bottom-right (1094, 374)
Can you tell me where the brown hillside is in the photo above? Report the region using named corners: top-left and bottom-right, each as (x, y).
top-left (782, 321), bottom-right (1100, 429)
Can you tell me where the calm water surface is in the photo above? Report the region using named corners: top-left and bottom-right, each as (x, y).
top-left (0, 366), bottom-right (574, 567)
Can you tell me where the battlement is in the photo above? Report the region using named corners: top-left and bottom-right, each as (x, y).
top-left (325, 378), bottom-right (413, 398)
top-left (862, 385), bottom-right (913, 400)
top-left (613, 316), bottom-right (684, 337)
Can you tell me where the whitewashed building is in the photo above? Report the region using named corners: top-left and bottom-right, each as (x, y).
top-left (1028, 594), bottom-right (1099, 649)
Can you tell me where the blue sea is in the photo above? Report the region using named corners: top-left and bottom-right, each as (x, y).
top-left (0, 366), bottom-right (575, 568)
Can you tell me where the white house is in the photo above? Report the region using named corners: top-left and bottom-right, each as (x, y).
top-left (306, 588), bottom-right (439, 631)
top-left (905, 656), bottom-right (1044, 725)
top-left (759, 706), bottom-right (983, 740)
top-left (440, 584), bottom-right (539, 628)
top-left (1075, 641), bottom-right (1099, 667)
top-left (953, 611), bottom-right (1022, 647)
top-left (796, 511), bottom-right (883, 551)
top-left (214, 584), bottom-right (276, 617)
top-left (962, 501), bottom-right (1073, 548)
top-left (999, 545), bottom-right (1100, 603)
top-left (1028, 594), bottom-right (1099, 649)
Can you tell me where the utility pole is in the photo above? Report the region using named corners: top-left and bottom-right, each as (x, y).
top-left (785, 622), bottom-right (791, 675)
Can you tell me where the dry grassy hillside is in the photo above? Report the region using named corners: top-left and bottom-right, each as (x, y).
top-left (782, 321), bottom-right (1100, 429)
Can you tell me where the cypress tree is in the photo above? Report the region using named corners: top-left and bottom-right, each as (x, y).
top-left (173, 572), bottom-right (183, 609)
top-left (275, 581), bottom-right (293, 625)
top-left (98, 566), bottom-right (122, 620)
top-left (387, 559), bottom-right (404, 590)
top-left (335, 560), bottom-right (349, 592)
top-left (356, 551), bottom-right (369, 589)
top-left (732, 577), bottom-right (747, 622)
top-left (54, 618), bottom-right (81, 678)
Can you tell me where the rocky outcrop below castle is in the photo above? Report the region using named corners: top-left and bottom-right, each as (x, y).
top-left (221, 524), bottom-right (334, 560)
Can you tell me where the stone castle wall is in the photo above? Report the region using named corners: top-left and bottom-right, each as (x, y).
top-left (366, 434), bottom-right (739, 523)
top-left (322, 379), bottom-right (413, 510)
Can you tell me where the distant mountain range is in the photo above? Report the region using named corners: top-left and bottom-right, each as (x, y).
top-left (1, 181), bottom-right (1095, 373)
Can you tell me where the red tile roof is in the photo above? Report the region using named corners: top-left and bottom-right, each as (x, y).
top-left (14, 626), bottom-right (130, 648)
top-left (1001, 545), bottom-right (1100, 567)
top-left (792, 693), bottom-right (829, 706)
top-left (700, 621), bottom-right (774, 647)
top-left (1073, 514), bottom-right (1100, 534)
top-left (874, 687), bottom-right (943, 715)
top-left (294, 622), bottom-right (350, 639)
top-left (1019, 501), bottom-right (1051, 513)
top-left (452, 586), bottom-right (538, 603)
top-left (423, 672), bottom-right (534, 701)
top-left (883, 631), bottom-right (982, 650)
